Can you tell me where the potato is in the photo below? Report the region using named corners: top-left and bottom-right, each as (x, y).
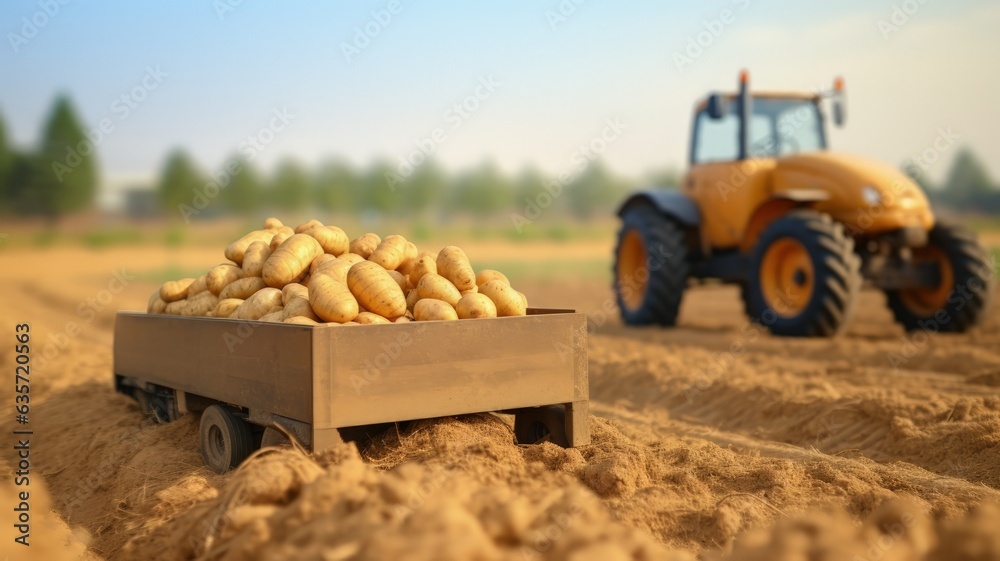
top-left (219, 277), bottom-right (267, 300)
top-left (457, 293), bottom-right (497, 319)
top-left (294, 219), bottom-right (324, 234)
top-left (165, 291), bottom-right (218, 317)
top-left (304, 225), bottom-right (349, 256)
top-left (479, 280), bottom-right (526, 317)
top-left (461, 286), bottom-right (478, 295)
top-left (349, 233), bottom-right (381, 258)
top-left (187, 275), bottom-right (209, 297)
top-left (405, 288), bottom-right (420, 313)
top-left (368, 234), bottom-right (409, 270)
top-left (394, 316), bottom-right (412, 324)
top-left (147, 289), bottom-right (167, 314)
top-left (337, 252), bottom-right (365, 266)
top-left (407, 254), bottom-right (437, 289)
top-left (437, 246), bottom-right (476, 291)
top-left (263, 217), bottom-right (284, 230)
top-left (207, 264), bottom-right (245, 295)
top-left (284, 316), bottom-right (318, 326)
top-left (347, 261), bottom-right (407, 318)
top-left (310, 253), bottom-right (337, 275)
top-left (476, 269), bottom-right (510, 287)
top-left (309, 272), bottom-right (359, 323)
top-left (268, 226), bottom-right (295, 251)
top-left (232, 288), bottom-right (283, 320)
top-left (160, 278), bottom-right (195, 303)
top-left (355, 312), bottom-right (392, 325)
top-left (397, 242), bottom-right (420, 275)
top-left (387, 270), bottom-right (407, 292)
top-left (212, 298), bottom-right (244, 318)
top-left (314, 259), bottom-right (352, 285)
top-left (225, 229), bottom-right (276, 265)
top-left (242, 241), bottom-right (272, 277)
top-left (281, 283), bottom-right (308, 305)
top-left (416, 273), bottom-right (461, 307)
top-left (263, 234), bottom-right (324, 288)
top-left (259, 310), bottom-right (285, 323)
top-left (518, 291), bottom-right (528, 308)
top-left (283, 296), bottom-right (318, 321)
top-left (414, 299), bottom-right (458, 321)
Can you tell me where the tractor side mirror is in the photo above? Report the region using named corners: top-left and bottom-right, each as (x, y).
top-left (706, 94), bottom-right (727, 120)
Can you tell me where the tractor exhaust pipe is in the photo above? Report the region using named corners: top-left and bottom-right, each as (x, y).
top-left (738, 69), bottom-right (752, 160)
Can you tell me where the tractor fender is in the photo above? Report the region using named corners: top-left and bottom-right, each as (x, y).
top-left (739, 190), bottom-right (829, 252)
top-left (617, 190), bottom-right (700, 227)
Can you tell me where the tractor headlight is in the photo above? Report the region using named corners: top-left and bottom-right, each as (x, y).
top-left (862, 186), bottom-right (882, 206)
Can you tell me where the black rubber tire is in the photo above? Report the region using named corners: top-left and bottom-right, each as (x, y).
top-left (514, 405), bottom-right (569, 447)
top-left (199, 405), bottom-right (255, 473)
top-left (613, 206), bottom-right (690, 326)
top-left (745, 210), bottom-right (861, 337)
top-left (885, 223), bottom-right (995, 332)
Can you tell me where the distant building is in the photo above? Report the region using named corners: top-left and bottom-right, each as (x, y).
top-left (123, 188), bottom-right (160, 219)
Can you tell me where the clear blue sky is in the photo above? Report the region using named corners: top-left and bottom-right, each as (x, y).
top-left (2, 0), bottom-right (998, 202)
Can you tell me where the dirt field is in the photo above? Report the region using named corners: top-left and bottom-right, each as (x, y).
top-left (1, 240), bottom-right (998, 560)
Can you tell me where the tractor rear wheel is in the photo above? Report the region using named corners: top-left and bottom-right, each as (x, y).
top-left (885, 223), bottom-right (994, 332)
top-left (613, 206), bottom-right (689, 326)
top-left (745, 210), bottom-right (861, 337)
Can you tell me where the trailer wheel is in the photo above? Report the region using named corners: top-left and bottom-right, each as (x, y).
top-left (514, 405), bottom-right (569, 447)
top-left (199, 405), bottom-right (254, 473)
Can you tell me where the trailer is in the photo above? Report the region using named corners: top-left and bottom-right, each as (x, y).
top-left (113, 309), bottom-right (590, 473)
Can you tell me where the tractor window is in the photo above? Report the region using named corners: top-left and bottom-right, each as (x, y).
top-left (693, 110), bottom-right (739, 164)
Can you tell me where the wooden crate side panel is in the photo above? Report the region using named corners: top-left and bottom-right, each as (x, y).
top-left (312, 313), bottom-right (587, 428)
top-left (113, 313), bottom-right (313, 422)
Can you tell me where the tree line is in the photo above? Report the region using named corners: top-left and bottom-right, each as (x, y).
top-left (162, 148), bottom-right (641, 223)
top-left (1, 95), bottom-right (998, 220)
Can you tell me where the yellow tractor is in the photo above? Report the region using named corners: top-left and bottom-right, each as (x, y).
top-left (614, 71), bottom-right (994, 336)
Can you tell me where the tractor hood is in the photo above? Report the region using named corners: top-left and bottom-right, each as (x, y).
top-left (773, 152), bottom-right (934, 234)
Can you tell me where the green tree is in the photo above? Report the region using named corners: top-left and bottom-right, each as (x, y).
top-left (452, 161), bottom-right (513, 217)
top-left (363, 160), bottom-right (402, 215)
top-left (36, 95), bottom-right (99, 216)
top-left (158, 149), bottom-right (203, 214)
top-left (268, 158), bottom-right (311, 212)
top-left (314, 159), bottom-right (358, 213)
top-left (402, 159), bottom-right (447, 215)
top-left (566, 161), bottom-right (626, 219)
top-left (0, 112), bottom-right (13, 210)
top-left (220, 156), bottom-right (263, 214)
top-left (944, 148), bottom-right (994, 205)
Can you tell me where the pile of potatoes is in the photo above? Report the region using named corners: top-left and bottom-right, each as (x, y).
top-left (147, 217), bottom-right (528, 325)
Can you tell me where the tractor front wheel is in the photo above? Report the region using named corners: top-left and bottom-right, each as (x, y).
top-left (745, 210), bottom-right (861, 337)
top-left (613, 206), bottom-right (690, 326)
top-left (885, 223), bottom-right (994, 332)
